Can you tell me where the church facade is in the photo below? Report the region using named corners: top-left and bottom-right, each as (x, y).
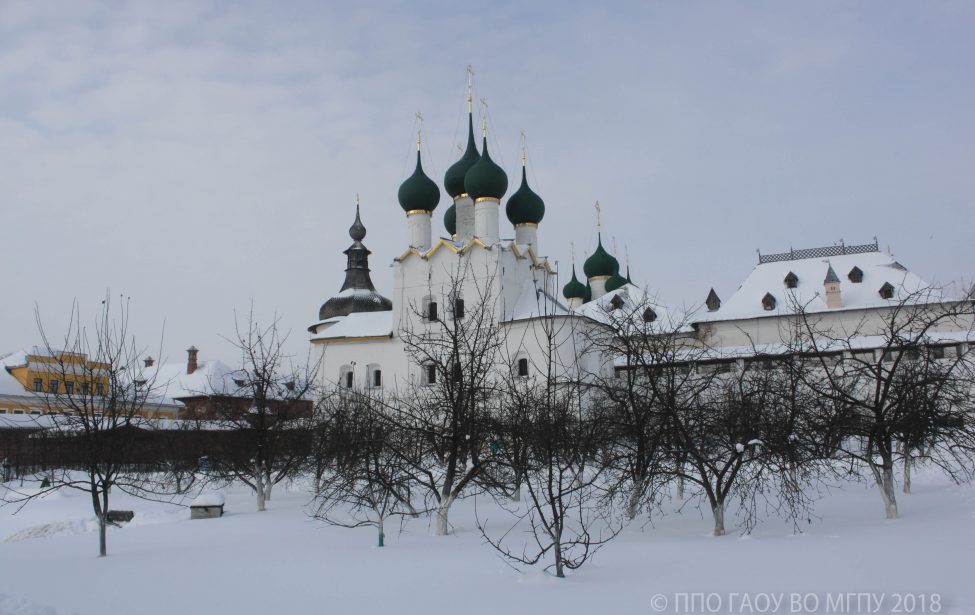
top-left (308, 93), bottom-right (973, 394)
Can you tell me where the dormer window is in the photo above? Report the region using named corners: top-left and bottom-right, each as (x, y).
top-left (784, 272), bottom-right (798, 289)
top-left (762, 293), bottom-right (777, 311)
top-left (848, 266), bottom-right (863, 283)
top-left (705, 288), bottom-right (721, 312)
top-left (642, 307), bottom-right (657, 323)
top-left (879, 282), bottom-right (895, 300)
top-left (610, 295), bottom-right (624, 311)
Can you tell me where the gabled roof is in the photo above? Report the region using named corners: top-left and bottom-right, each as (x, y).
top-left (696, 249), bottom-right (931, 323)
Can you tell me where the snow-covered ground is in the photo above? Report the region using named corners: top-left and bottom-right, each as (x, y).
top-left (1, 469), bottom-right (972, 615)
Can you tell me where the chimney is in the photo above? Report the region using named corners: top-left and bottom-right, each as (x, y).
top-left (824, 265), bottom-right (842, 309)
top-left (144, 356), bottom-right (155, 368)
top-left (186, 346), bottom-right (199, 375)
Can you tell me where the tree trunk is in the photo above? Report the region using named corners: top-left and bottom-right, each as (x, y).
top-left (378, 516), bottom-right (385, 547)
top-left (511, 473), bottom-right (522, 502)
top-left (676, 475), bottom-right (684, 501)
top-left (903, 450), bottom-right (912, 495)
top-left (553, 539), bottom-right (564, 578)
top-left (435, 495), bottom-right (454, 536)
top-left (98, 516), bottom-right (107, 557)
top-left (255, 462), bottom-right (267, 512)
top-left (871, 461), bottom-right (899, 519)
top-left (712, 502), bottom-right (726, 536)
top-left (626, 477), bottom-right (645, 520)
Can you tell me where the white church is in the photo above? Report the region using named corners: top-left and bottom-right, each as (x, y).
top-left (307, 86), bottom-right (972, 393)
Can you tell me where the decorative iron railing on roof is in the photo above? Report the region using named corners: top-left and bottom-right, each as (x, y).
top-left (758, 240), bottom-right (879, 264)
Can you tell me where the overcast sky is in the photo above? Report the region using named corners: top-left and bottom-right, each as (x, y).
top-left (2, 1), bottom-right (973, 366)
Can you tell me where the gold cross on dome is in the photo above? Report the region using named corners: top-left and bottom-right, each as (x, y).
top-left (415, 111), bottom-right (423, 150)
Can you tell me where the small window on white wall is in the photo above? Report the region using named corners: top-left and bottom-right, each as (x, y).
top-left (422, 363), bottom-right (437, 385)
top-left (517, 357), bottom-right (529, 377)
top-left (367, 363), bottom-right (382, 388)
top-left (339, 364), bottom-right (353, 389)
top-left (421, 296), bottom-right (438, 322)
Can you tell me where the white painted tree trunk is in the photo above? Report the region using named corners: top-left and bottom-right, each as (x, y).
top-left (255, 462), bottom-right (267, 512)
top-left (435, 495), bottom-right (455, 536)
top-left (626, 477), bottom-right (645, 520)
top-left (712, 503), bottom-right (726, 536)
top-left (871, 463), bottom-right (899, 519)
top-left (676, 475), bottom-right (685, 501)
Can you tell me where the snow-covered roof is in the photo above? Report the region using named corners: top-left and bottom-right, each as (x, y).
top-left (612, 329), bottom-right (975, 367)
top-left (310, 310), bottom-right (393, 342)
top-left (576, 285), bottom-right (697, 333)
top-left (143, 359), bottom-right (238, 404)
top-left (505, 280), bottom-right (571, 322)
top-left (0, 350), bottom-right (30, 395)
top-left (190, 492), bottom-right (226, 507)
top-left (696, 249), bottom-right (931, 323)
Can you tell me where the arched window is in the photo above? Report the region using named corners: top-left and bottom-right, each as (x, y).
top-left (517, 357), bottom-right (529, 377)
top-left (339, 364), bottom-right (353, 389)
top-left (453, 298), bottom-right (465, 320)
top-left (422, 363), bottom-right (437, 386)
top-left (367, 363), bottom-right (382, 388)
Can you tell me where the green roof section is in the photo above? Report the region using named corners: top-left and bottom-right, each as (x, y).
top-left (398, 151), bottom-right (441, 213)
top-left (562, 266), bottom-right (586, 300)
top-left (444, 113), bottom-right (480, 198)
top-left (464, 137), bottom-right (508, 201)
top-left (505, 166), bottom-right (545, 225)
top-left (444, 203), bottom-right (456, 236)
top-left (583, 234), bottom-right (620, 279)
top-left (605, 272), bottom-right (627, 292)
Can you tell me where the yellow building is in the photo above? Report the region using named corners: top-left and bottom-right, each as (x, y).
top-left (0, 347), bottom-right (180, 419)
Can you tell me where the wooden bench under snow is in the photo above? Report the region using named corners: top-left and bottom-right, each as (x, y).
top-left (189, 492), bottom-right (225, 519)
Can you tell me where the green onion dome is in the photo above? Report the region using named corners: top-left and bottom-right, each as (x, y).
top-left (444, 114), bottom-right (480, 198)
top-left (583, 234), bottom-right (620, 279)
top-left (398, 151), bottom-right (441, 213)
top-left (464, 137), bottom-right (508, 201)
top-left (605, 272), bottom-right (628, 293)
top-left (562, 266), bottom-right (586, 300)
top-left (444, 203), bottom-right (457, 236)
top-left (505, 166), bottom-right (545, 225)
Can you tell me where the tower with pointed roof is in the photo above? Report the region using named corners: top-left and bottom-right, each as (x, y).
top-left (315, 203), bottom-right (392, 325)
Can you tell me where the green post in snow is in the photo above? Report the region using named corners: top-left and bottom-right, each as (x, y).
top-left (378, 531), bottom-right (384, 547)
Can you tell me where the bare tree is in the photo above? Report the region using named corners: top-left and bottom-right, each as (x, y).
top-left (479, 308), bottom-right (619, 577)
top-left (313, 389), bottom-right (418, 546)
top-left (790, 288), bottom-right (975, 519)
top-left (586, 292), bottom-right (808, 535)
top-left (387, 264), bottom-right (504, 535)
top-left (200, 309), bottom-right (317, 512)
top-left (1, 295), bottom-right (166, 557)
